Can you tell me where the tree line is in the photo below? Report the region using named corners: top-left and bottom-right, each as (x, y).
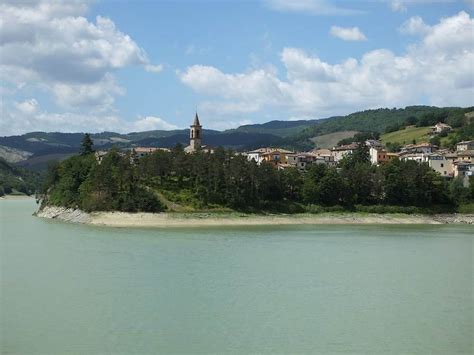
top-left (41, 134), bottom-right (474, 213)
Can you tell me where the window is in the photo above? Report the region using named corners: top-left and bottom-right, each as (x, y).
top-left (441, 163), bottom-right (444, 167)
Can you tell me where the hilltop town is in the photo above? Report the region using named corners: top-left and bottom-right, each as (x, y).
top-left (96, 114), bottom-right (473, 189)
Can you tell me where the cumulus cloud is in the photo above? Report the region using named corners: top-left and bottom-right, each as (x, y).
top-left (0, 0), bottom-right (162, 113)
top-left (131, 116), bottom-right (178, 131)
top-left (14, 99), bottom-right (39, 115)
top-left (389, 0), bottom-right (454, 12)
top-left (330, 26), bottom-right (367, 41)
top-left (399, 16), bottom-right (431, 35)
top-left (179, 12), bottom-right (474, 118)
top-left (263, 0), bottom-right (363, 16)
top-left (0, 99), bottom-right (178, 136)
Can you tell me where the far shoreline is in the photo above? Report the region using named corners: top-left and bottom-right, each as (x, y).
top-left (35, 206), bottom-right (474, 227)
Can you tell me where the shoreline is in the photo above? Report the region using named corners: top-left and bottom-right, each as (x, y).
top-left (35, 206), bottom-right (474, 227)
top-left (0, 194), bottom-right (35, 200)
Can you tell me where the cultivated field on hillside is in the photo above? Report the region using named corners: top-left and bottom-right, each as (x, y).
top-left (310, 131), bottom-right (359, 148)
top-left (381, 126), bottom-right (431, 145)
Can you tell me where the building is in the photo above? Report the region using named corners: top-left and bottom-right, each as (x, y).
top-left (431, 122), bottom-right (452, 134)
top-left (184, 113), bottom-right (213, 153)
top-left (369, 147), bottom-right (389, 165)
top-left (246, 147), bottom-right (274, 164)
top-left (400, 143), bottom-right (437, 154)
top-left (261, 149), bottom-right (294, 166)
top-left (185, 113), bottom-right (202, 153)
top-left (286, 152), bottom-right (326, 171)
top-left (456, 150), bottom-right (474, 163)
top-left (310, 148), bottom-right (335, 166)
top-left (331, 143), bottom-right (359, 163)
top-left (426, 153), bottom-right (453, 178)
top-left (400, 153), bottom-right (427, 163)
top-left (456, 141), bottom-right (474, 152)
top-left (453, 161), bottom-right (474, 187)
top-left (133, 147), bottom-right (170, 159)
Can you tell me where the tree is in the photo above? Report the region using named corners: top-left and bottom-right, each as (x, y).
top-left (80, 133), bottom-right (94, 155)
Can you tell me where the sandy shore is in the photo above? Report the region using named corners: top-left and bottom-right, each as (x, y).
top-left (0, 194), bottom-right (35, 200)
top-left (35, 206), bottom-right (474, 227)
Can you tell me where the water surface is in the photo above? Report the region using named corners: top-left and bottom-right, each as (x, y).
top-left (1, 199), bottom-right (473, 354)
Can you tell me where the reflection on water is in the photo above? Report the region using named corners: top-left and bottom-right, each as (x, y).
top-left (1, 199), bottom-right (473, 354)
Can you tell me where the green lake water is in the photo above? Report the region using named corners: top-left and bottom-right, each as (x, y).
top-left (1, 199), bottom-right (473, 354)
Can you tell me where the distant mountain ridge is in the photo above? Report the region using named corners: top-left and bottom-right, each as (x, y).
top-left (1, 105), bottom-right (472, 170)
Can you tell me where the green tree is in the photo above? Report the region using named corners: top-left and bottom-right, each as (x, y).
top-left (80, 133), bottom-right (94, 155)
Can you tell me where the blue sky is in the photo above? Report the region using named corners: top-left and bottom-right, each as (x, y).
top-left (1, 0), bottom-right (473, 134)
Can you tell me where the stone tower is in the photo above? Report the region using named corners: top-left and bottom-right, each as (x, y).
top-left (189, 112), bottom-right (202, 151)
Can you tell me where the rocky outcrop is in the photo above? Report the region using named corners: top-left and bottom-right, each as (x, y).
top-left (35, 206), bottom-right (92, 224)
top-left (433, 214), bottom-right (474, 224)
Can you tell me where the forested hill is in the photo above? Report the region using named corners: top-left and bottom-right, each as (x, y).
top-left (283, 106), bottom-right (473, 149)
top-left (0, 158), bottom-right (41, 196)
top-left (1, 105), bottom-right (472, 169)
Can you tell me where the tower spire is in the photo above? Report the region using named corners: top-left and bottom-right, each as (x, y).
top-left (193, 111), bottom-right (201, 126)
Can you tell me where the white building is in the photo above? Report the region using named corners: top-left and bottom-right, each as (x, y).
top-left (431, 122), bottom-right (452, 134)
top-left (331, 143), bottom-right (358, 163)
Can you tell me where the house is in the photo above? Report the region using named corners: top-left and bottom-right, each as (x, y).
top-left (369, 147), bottom-right (389, 165)
top-left (456, 141), bottom-right (474, 152)
top-left (132, 147), bottom-right (170, 159)
top-left (286, 152), bottom-right (326, 171)
top-left (246, 147), bottom-right (275, 164)
top-left (331, 143), bottom-right (359, 162)
top-left (365, 140), bottom-right (384, 149)
top-left (400, 153), bottom-right (427, 163)
top-left (261, 149), bottom-right (294, 166)
top-left (456, 150), bottom-right (474, 163)
top-left (426, 153), bottom-right (453, 177)
top-left (431, 122), bottom-right (452, 134)
top-left (453, 161), bottom-right (474, 187)
top-left (310, 149), bottom-right (335, 166)
top-left (386, 152), bottom-right (399, 161)
top-left (94, 150), bottom-right (108, 164)
top-left (400, 142), bottom-right (437, 154)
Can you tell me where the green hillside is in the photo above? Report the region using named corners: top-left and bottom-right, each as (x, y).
top-left (381, 126), bottom-right (431, 145)
top-left (0, 158), bottom-right (42, 196)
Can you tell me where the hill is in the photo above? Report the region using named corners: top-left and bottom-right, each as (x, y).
top-left (381, 126), bottom-right (432, 146)
top-left (0, 158), bottom-right (42, 196)
top-left (2, 105), bottom-right (472, 171)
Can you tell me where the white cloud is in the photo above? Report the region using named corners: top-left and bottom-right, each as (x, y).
top-left (179, 12), bottom-right (474, 118)
top-left (14, 99), bottom-right (39, 115)
top-left (1, 100), bottom-right (178, 136)
top-left (0, 0), bottom-right (162, 112)
top-left (145, 64), bottom-right (164, 73)
top-left (263, 0), bottom-right (363, 15)
top-left (131, 116), bottom-right (178, 131)
top-left (389, 0), bottom-right (455, 12)
top-left (399, 16), bottom-right (431, 35)
top-left (330, 26), bottom-right (367, 41)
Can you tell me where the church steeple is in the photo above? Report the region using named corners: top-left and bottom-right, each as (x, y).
top-left (189, 112), bottom-right (202, 152)
top-left (193, 112), bottom-right (200, 126)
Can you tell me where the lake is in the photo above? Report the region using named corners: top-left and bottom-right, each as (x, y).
top-left (1, 199), bottom-right (473, 354)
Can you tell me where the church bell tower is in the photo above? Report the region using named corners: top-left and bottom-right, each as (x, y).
top-left (189, 112), bottom-right (202, 151)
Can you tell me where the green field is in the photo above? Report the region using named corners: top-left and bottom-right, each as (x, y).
top-left (381, 126), bottom-right (431, 145)
top-left (310, 131), bottom-right (359, 148)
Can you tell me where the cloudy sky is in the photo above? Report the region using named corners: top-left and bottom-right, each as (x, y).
top-left (1, 0), bottom-right (473, 135)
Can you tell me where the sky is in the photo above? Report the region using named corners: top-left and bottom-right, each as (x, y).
top-left (1, 0), bottom-right (473, 135)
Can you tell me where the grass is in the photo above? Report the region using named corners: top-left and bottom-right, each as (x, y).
top-left (310, 131), bottom-right (359, 148)
top-left (381, 126), bottom-right (431, 145)
top-left (458, 203), bottom-right (474, 214)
